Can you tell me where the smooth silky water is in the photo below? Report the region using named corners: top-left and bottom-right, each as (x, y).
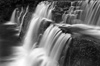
top-left (3, 1), bottom-right (100, 66)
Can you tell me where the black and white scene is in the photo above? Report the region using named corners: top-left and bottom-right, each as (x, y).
top-left (1, 0), bottom-right (100, 66)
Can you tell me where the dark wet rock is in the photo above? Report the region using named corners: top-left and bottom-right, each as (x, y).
top-left (63, 36), bottom-right (100, 66)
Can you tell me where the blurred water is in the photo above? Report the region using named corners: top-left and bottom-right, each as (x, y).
top-left (2, 0), bottom-right (100, 66)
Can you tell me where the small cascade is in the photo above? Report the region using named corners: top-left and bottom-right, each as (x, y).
top-left (17, 7), bottom-right (24, 25)
top-left (38, 25), bottom-right (54, 48)
top-left (40, 25), bottom-right (61, 54)
top-left (18, 6), bottom-right (29, 34)
top-left (34, 1), bottom-right (51, 18)
top-left (78, 0), bottom-right (100, 26)
top-left (10, 8), bottom-right (18, 24)
top-left (4, 8), bottom-right (18, 25)
top-left (49, 33), bottom-right (71, 61)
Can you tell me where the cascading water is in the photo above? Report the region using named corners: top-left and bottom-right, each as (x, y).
top-left (19, 1), bottom-right (72, 66)
top-left (2, 0), bottom-right (100, 66)
top-left (3, 8), bottom-right (18, 25)
top-left (22, 1), bottom-right (54, 52)
top-left (22, 1), bottom-right (100, 66)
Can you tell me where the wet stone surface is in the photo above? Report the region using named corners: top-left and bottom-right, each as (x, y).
top-left (68, 36), bottom-right (100, 66)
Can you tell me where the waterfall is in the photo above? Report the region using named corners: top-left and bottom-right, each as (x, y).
top-left (78, 0), bottom-right (100, 25)
top-left (24, 24), bottom-right (71, 66)
top-left (20, 1), bottom-right (72, 66)
top-left (4, 8), bottom-right (18, 25)
top-left (22, 1), bottom-right (54, 52)
top-left (3, 1), bottom-right (100, 66)
top-left (18, 6), bottom-right (29, 35)
top-left (10, 8), bottom-right (18, 24)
